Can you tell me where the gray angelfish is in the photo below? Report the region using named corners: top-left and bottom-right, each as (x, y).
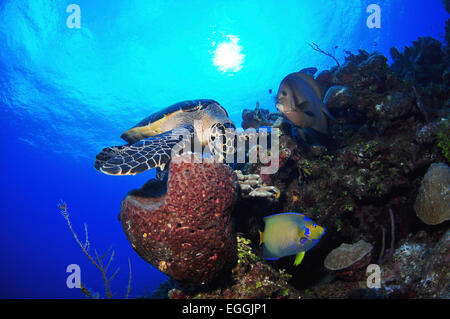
top-left (276, 71), bottom-right (333, 141)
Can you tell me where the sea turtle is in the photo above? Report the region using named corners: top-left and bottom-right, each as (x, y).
top-left (94, 99), bottom-right (236, 176)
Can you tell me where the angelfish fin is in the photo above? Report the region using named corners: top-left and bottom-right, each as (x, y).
top-left (258, 230), bottom-right (264, 246)
top-left (294, 252), bottom-right (305, 266)
top-left (322, 104), bottom-right (335, 121)
top-left (297, 128), bottom-right (307, 142)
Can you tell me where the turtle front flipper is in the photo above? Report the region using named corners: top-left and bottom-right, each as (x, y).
top-left (94, 145), bottom-right (128, 171)
top-left (95, 125), bottom-right (194, 176)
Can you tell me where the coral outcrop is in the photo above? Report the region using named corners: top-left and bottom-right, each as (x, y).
top-left (236, 170), bottom-right (280, 201)
top-left (414, 162), bottom-right (450, 225)
top-left (324, 240), bottom-right (373, 281)
top-left (390, 36), bottom-right (449, 116)
top-left (380, 228), bottom-right (450, 298)
top-left (151, 235), bottom-right (302, 299)
top-left (391, 37), bottom-right (447, 85)
top-left (241, 104), bottom-right (279, 129)
top-left (120, 153), bottom-right (239, 285)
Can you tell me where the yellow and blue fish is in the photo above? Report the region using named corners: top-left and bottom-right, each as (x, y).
top-left (259, 213), bottom-right (325, 266)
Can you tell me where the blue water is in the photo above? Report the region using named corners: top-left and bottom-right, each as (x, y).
top-left (0, 0), bottom-right (448, 298)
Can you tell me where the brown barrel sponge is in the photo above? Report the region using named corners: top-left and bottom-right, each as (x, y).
top-left (120, 154), bottom-right (239, 285)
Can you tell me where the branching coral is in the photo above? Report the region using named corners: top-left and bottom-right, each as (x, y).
top-left (308, 42), bottom-right (340, 68)
top-left (58, 200), bottom-right (132, 299)
top-left (378, 208), bottom-right (396, 264)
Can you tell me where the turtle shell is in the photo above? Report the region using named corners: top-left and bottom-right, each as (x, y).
top-left (132, 99), bottom-right (227, 128)
top-left (95, 99), bottom-right (234, 176)
top-left (120, 99), bottom-right (229, 144)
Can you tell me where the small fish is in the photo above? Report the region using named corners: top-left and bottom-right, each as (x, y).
top-left (259, 213), bottom-right (325, 266)
top-left (276, 71), bottom-right (333, 141)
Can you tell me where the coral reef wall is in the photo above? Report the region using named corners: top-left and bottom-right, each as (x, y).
top-left (150, 15), bottom-right (450, 299)
top-left (230, 36), bottom-right (450, 298)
